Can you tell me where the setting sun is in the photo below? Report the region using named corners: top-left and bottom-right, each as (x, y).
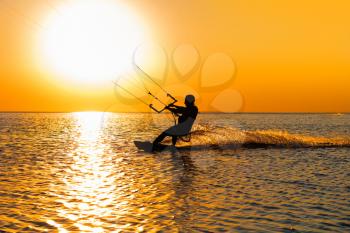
top-left (38, 0), bottom-right (146, 86)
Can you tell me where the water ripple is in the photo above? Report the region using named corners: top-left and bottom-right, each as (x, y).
top-left (0, 113), bottom-right (349, 232)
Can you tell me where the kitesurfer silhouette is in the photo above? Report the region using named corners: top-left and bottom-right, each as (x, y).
top-left (152, 94), bottom-right (198, 150)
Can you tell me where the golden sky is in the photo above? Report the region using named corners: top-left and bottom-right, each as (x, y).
top-left (1, 0), bottom-right (349, 112)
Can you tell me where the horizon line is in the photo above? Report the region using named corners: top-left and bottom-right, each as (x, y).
top-left (0, 111), bottom-right (348, 114)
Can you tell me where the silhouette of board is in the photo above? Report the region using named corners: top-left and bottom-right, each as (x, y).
top-left (134, 140), bottom-right (168, 153)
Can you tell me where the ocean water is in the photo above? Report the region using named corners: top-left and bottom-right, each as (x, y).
top-left (0, 112), bottom-right (349, 232)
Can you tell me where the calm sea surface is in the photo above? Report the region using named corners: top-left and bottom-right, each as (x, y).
top-left (0, 113), bottom-right (349, 232)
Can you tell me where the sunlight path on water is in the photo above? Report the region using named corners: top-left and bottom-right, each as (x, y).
top-left (48, 112), bottom-right (117, 232)
top-left (47, 112), bottom-right (177, 232)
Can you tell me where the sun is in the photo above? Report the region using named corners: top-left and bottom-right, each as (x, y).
top-left (38, 0), bottom-right (146, 86)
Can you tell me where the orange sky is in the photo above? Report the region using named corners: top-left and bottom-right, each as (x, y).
top-left (1, 0), bottom-right (349, 112)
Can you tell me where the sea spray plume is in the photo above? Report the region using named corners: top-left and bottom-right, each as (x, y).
top-left (173, 124), bottom-right (350, 149)
top-left (190, 124), bottom-right (246, 148)
top-left (243, 130), bottom-right (350, 148)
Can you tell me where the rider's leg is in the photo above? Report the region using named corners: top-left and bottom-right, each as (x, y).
top-left (171, 136), bottom-right (178, 146)
top-left (153, 131), bottom-right (167, 146)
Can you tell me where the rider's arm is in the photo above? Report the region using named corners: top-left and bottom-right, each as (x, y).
top-left (166, 105), bottom-right (186, 114)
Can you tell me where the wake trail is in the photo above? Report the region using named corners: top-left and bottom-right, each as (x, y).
top-left (177, 124), bottom-right (350, 149)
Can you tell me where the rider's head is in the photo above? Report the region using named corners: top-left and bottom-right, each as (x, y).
top-left (185, 94), bottom-right (195, 107)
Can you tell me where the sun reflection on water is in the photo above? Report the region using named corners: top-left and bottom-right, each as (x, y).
top-left (50, 112), bottom-right (119, 232)
top-left (47, 112), bottom-right (184, 232)
top-left (74, 112), bottom-right (105, 142)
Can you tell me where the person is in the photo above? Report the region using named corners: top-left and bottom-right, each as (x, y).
top-left (152, 94), bottom-right (198, 150)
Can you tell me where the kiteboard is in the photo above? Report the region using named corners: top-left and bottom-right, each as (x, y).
top-left (134, 140), bottom-right (176, 153)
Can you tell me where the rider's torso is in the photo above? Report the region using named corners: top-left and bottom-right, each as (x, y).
top-left (178, 105), bottom-right (198, 124)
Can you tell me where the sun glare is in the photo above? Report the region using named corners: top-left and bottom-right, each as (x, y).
top-left (39, 0), bottom-right (146, 86)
